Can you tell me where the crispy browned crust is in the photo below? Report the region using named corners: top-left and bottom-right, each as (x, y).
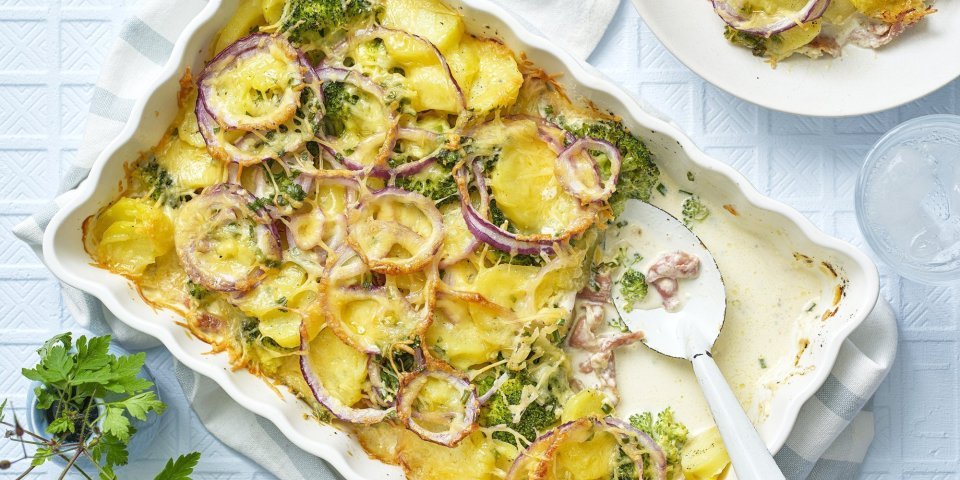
top-left (350, 420), bottom-right (404, 465)
top-left (178, 68), bottom-right (194, 109)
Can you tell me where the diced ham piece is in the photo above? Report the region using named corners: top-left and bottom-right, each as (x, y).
top-left (647, 251), bottom-right (701, 312)
top-left (568, 302), bottom-right (645, 404)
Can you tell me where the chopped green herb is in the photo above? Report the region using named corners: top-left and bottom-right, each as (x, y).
top-left (682, 195), bottom-right (710, 226)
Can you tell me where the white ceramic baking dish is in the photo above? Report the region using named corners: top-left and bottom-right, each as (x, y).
top-left (41, 1), bottom-right (880, 478)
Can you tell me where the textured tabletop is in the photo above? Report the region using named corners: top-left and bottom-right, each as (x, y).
top-left (0, 0), bottom-right (957, 478)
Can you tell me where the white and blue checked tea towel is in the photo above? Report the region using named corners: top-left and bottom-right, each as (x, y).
top-left (13, 0), bottom-right (897, 478)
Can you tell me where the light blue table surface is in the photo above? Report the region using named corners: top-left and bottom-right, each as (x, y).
top-left (0, 0), bottom-right (957, 478)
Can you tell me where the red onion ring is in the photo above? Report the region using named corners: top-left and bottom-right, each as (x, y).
top-left (712, 0), bottom-right (830, 37)
top-left (396, 368), bottom-right (479, 447)
top-left (390, 128), bottom-right (446, 178)
top-left (323, 246), bottom-right (436, 355)
top-left (437, 202), bottom-right (480, 269)
top-left (196, 88), bottom-right (317, 166)
top-left (346, 187), bottom-right (445, 275)
top-left (452, 159), bottom-right (556, 256)
top-left (195, 34), bottom-right (322, 166)
top-left (554, 138), bottom-right (621, 204)
top-left (531, 116), bottom-right (575, 154)
top-left (299, 326), bottom-right (393, 424)
top-left (198, 33), bottom-right (311, 131)
top-left (315, 67), bottom-right (399, 177)
top-left (601, 417), bottom-right (668, 479)
top-left (173, 183), bottom-right (281, 292)
top-left (327, 26), bottom-right (465, 111)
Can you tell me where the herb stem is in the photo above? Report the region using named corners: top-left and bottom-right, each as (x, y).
top-left (13, 464), bottom-right (36, 480)
top-left (83, 451), bottom-right (116, 480)
top-left (58, 447), bottom-right (83, 480)
top-left (0, 420), bottom-right (50, 442)
top-left (7, 438), bottom-right (54, 447)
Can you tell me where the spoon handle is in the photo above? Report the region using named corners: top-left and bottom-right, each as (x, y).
top-left (692, 352), bottom-right (786, 480)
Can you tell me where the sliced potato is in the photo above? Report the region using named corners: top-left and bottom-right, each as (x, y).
top-left (682, 426), bottom-right (731, 480)
top-left (550, 428), bottom-right (619, 479)
top-left (425, 292), bottom-right (518, 370)
top-left (471, 263), bottom-right (539, 312)
top-left (561, 389), bottom-right (608, 423)
top-left (406, 64), bottom-right (461, 112)
top-left (155, 136), bottom-right (225, 190)
top-left (488, 120), bottom-right (582, 235)
top-left (233, 262), bottom-right (319, 348)
top-left (214, 0), bottom-right (265, 54)
top-left (93, 198), bottom-right (175, 276)
top-left (175, 88), bottom-right (206, 148)
top-left (464, 37), bottom-right (523, 112)
top-left (353, 421), bottom-right (404, 465)
top-left (766, 21), bottom-right (823, 60)
top-left (381, 0), bottom-right (465, 52)
top-left (445, 39), bottom-right (480, 96)
top-left (823, 0), bottom-right (859, 23)
top-left (398, 430), bottom-right (496, 480)
top-left (261, 0), bottom-right (285, 24)
top-left (306, 327), bottom-right (368, 407)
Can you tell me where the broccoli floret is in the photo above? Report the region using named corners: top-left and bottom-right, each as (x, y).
top-left (564, 120), bottom-right (659, 215)
top-left (321, 81), bottom-right (359, 138)
top-left (487, 248), bottom-right (545, 267)
top-left (139, 158), bottom-right (184, 208)
top-left (630, 408), bottom-right (689, 478)
top-left (619, 269), bottom-right (648, 312)
top-left (435, 147), bottom-right (462, 170)
top-left (682, 195), bottom-right (710, 226)
top-left (478, 372), bottom-right (560, 445)
top-left (186, 280), bottom-right (208, 301)
top-left (279, 0), bottom-right (375, 44)
top-left (724, 26), bottom-right (770, 57)
top-left (394, 167), bottom-right (458, 205)
top-left (250, 168), bottom-right (307, 211)
top-left (488, 199), bottom-right (512, 232)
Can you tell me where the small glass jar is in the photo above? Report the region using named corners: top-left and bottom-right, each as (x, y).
top-left (856, 114), bottom-right (960, 284)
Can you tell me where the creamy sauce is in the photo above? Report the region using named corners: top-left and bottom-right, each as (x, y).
top-left (571, 174), bottom-right (838, 437)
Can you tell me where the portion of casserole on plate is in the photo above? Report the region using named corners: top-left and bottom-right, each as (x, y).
top-left (81, 0), bottom-right (845, 478)
top-left (714, 0), bottom-right (935, 63)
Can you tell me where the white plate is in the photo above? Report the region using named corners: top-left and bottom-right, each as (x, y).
top-left (41, 1), bottom-right (880, 478)
top-left (631, 0), bottom-right (960, 117)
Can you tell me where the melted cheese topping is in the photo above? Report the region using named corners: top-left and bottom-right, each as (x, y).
top-left (204, 42), bottom-right (302, 126)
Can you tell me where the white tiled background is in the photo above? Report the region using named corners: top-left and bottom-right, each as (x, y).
top-left (0, 0), bottom-right (957, 478)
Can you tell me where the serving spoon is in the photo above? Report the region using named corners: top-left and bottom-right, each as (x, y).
top-left (611, 200), bottom-right (785, 480)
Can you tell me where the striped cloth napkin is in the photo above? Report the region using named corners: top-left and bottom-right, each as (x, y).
top-left (14, 0), bottom-right (897, 478)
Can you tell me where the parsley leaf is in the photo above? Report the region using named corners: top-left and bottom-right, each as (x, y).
top-left (154, 452), bottom-right (202, 480)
